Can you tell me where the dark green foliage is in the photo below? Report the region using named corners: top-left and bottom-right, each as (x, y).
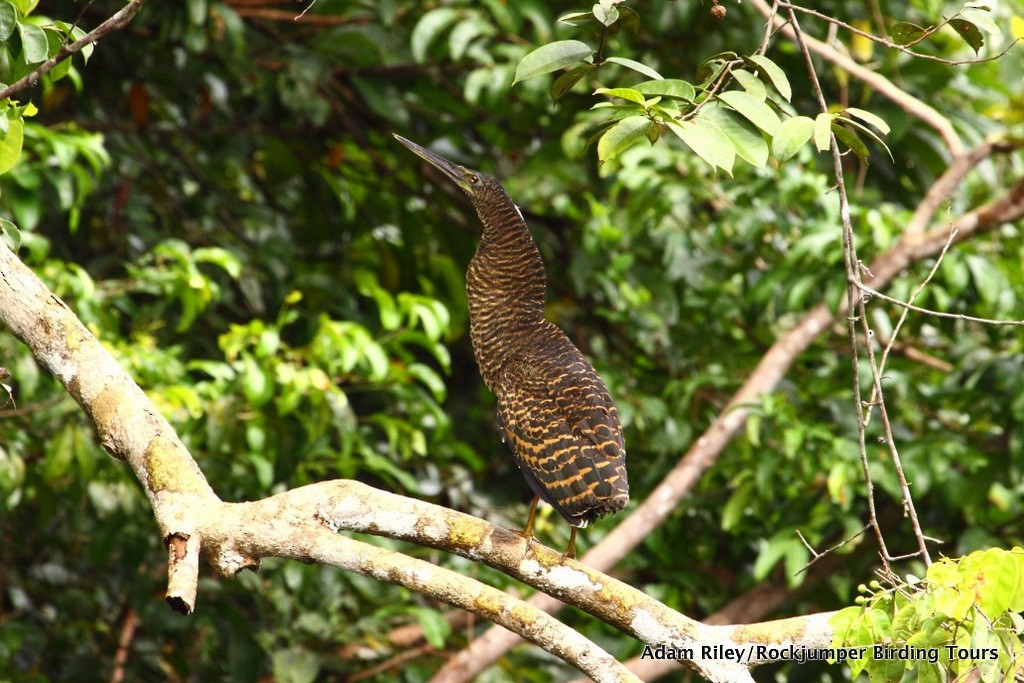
top-left (1, 0), bottom-right (1023, 681)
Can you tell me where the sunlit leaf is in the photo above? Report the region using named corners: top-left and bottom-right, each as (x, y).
top-left (594, 87), bottom-right (646, 105)
top-left (843, 107), bottom-right (890, 135)
top-left (514, 40), bottom-right (593, 84)
top-left (0, 116), bottom-right (24, 175)
top-left (704, 105), bottom-right (768, 168)
top-left (814, 112), bottom-right (833, 152)
top-left (633, 78), bottom-right (695, 101)
top-left (719, 90), bottom-right (781, 134)
top-left (19, 23), bottom-right (48, 63)
top-left (597, 115), bottom-right (652, 163)
top-left (773, 115), bottom-right (815, 161)
top-left (746, 54), bottom-right (792, 101)
top-left (0, 1), bottom-right (16, 41)
top-left (0, 217), bottom-right (20, 251)
top-left (668, 118), bottom-right (734, 173)
top-left (592, 2), bottom-right (618, 26)
top-left (731, 69), bottom-right (767, 101)
top-left (411, 8), bottom-right (460, 63)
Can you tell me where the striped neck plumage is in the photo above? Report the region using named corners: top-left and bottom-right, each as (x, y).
top-left (468, 193), bottom-right (547, 319)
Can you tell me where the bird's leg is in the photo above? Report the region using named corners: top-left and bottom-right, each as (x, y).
top-left (562, 527), bottom-right (578, 561)
top-left (516, 496), bottom-right (540, 541)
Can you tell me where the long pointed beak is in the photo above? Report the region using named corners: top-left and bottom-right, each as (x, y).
top-left (393, 133), bottom-right (474, 193)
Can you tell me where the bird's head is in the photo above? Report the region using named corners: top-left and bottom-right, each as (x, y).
top-left (393, 134), bottom-right (504, 207)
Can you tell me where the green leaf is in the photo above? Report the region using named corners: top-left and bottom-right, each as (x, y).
top-left (746, 54), bottom-right (792, 101)
top-left (19, 22), bottom-right (48, 63)
top-left (814, 112), bottom-right (833, 152)
top-left (597, 115), bottom-right (651, 164)
top-left (0, 217), bottom-right (20, 251)
top-left (668, 118), bottom-right (734, 173)
top-left (271, 647), bottom-right (319, 683)
top-left (550, 64), bottom-right (593, 100)
top-left (831, 123), bottom-right (869, 160)
top-left (448, 18), bottom-right (494, 61)
top-left (890, 22), bottom-right (927, 45)
top-left (718, 90), bottom-right (781, 134)
top-left (241, 356), bottom-right (273, 408)
top-left (514, 40), bottom-right (593, 84)
top-left (705, 106), bottom-right (768, 168)
top-left (0, 1), bottom-right (16, 41)
top-left (604, 56), bottom-right (663, 80)
top-left (0, 116), bottom-right (24, 175)
top-left (411, 8), bottom-right (460, 63)
top-left (949, 18), bottom-right (985, 53)
top-left (772, 115), bottom-right (815, 161)
top-left (960, 8), bottom-right (1000, 38)
top-left (844, 107), bottom-right (890, 135)
top-left (558, 11), bottom-right (597, 27)
top-left (633, 78), bottom-right (695, 101)
top-left (594, 87), bottom-right (646, 105)
top-left (413, 608), bottom-right (452, 649)
top-left (835, 116), bottom-right (892, 159)
top-left (731, 69), bottom-right (767, 101)
top-left (592, 2), bottom-right (618, 26)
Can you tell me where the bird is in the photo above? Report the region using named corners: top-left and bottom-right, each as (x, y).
top-left (394, 133), bottom-right (629, 559)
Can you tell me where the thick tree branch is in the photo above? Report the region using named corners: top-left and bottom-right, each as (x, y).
top-left (429, 168), bottom-right (1024, 682)
top-left (0, 242), bottom-right (832, 683)
top-left (0, 243), bottom-right (219, 613)
top-left (0, 0), bottom-right (148, 102)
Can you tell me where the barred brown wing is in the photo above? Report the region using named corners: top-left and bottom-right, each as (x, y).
top-left (496, 359), bottom-right (628, 527)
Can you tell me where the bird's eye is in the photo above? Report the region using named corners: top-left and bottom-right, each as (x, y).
top-left (469, 174), bottom-right (480, 184)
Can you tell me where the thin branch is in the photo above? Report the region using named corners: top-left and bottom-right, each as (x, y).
top-left (857, 282), bottom-right (1024, 327)
top-left (0, 0), bottom-right (148, 102)
top-left (749, 0), bottom-right (964, 156)
top-left (864, 229), bottom-right (958, 424)
top-left (231, 7), bottom-right (373, 25)
top-left (109, 606), bottom-right (138, 683)
top-left (757, 0), bottom-right (782, 55)
top-left (782, 1), bottom-right (903, 571)
top-left (779, 2), bottom-right (1019, 65)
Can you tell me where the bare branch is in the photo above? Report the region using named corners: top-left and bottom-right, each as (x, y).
top-left (778, 2), bottom-right (1019, 66)
top-left (857, 281), bottom-right (1024, 327)
top-left (0, 243), bottom-right (219, 614)
top-left (0, 0), bottom-right (148, 102)
top-left (212, 519), bottom-right (639, 683)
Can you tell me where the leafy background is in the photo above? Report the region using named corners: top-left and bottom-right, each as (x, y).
top-left (1, 0), bottom-right (1023, 681)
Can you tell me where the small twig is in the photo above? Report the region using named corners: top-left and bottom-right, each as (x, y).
top-left (856, 282), bottom-right (1024, 327)
top-left (778, 2), bottom-right (1020, 65)
top-left (795, 526), bottom-right (870, 576)
top-left (0, 0), bottom-right (147, 102)
top-left (758, 0), bottom-right (783, 55)
top-left (856, 298), bottom-right (933, 565)
top-left (231, 7), bottom-right (372, 25)
top-left (863, 229), bottom-right (959, 426)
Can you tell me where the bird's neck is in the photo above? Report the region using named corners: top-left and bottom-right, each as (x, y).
top-left (466, 201), bottom-right (547, 385)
